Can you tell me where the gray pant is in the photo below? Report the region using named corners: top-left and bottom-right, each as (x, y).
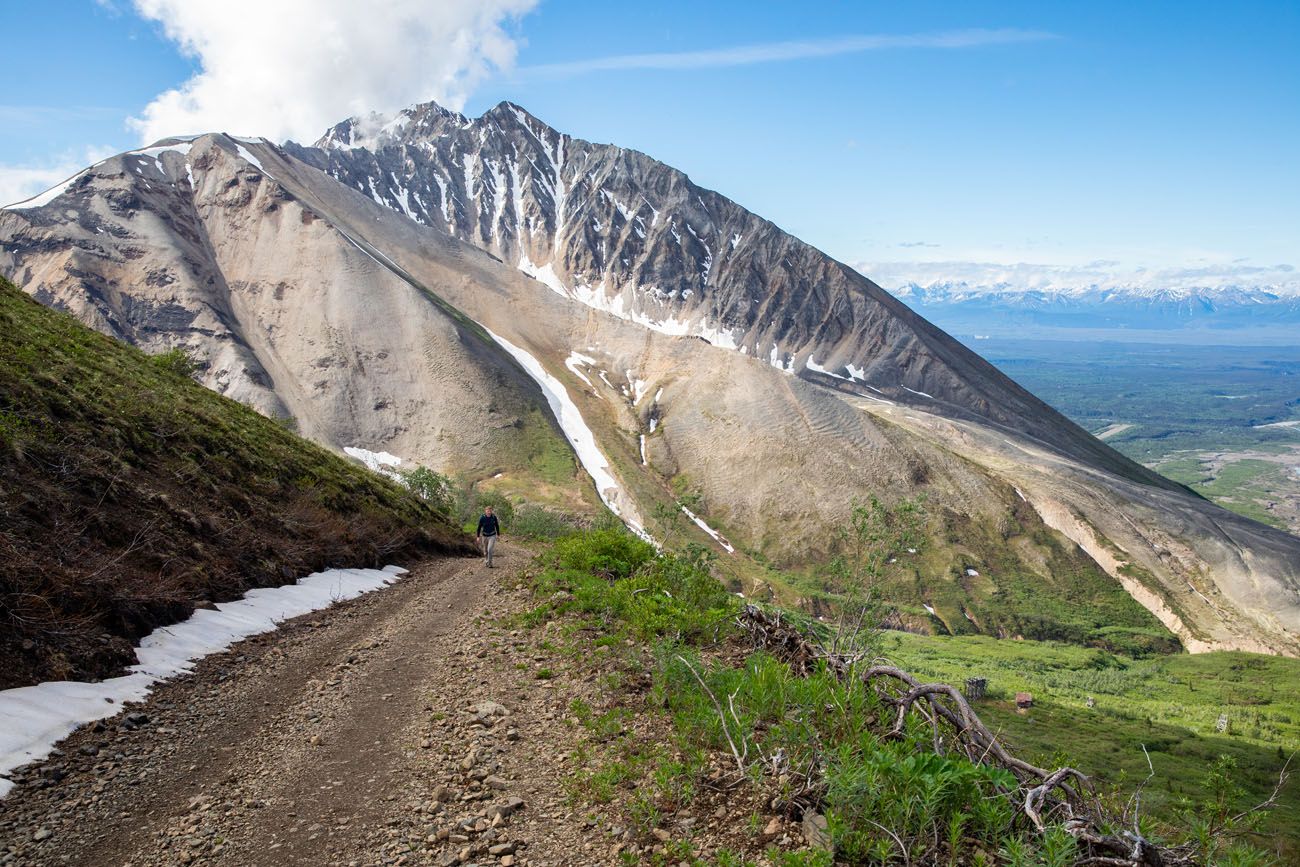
top-left (481, 534), bottom-right (497, 566)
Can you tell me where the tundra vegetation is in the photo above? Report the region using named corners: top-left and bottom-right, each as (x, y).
top-left (510, 497), bottom-right (1294, 866)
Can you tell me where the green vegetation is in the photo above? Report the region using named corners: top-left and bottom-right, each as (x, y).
top-left (522, 526), bottom-right (1289, 864)
top-left (976, 338), bottom-right (1300, 533)
top-left (770, 498), bottom-right (1178, 657)
top-left (884, 632), bottom-right (1300, 838)
top-left (1156, 457), bottom-right (1294, 529)
top-left (0, 276), bottom-right (471, 687)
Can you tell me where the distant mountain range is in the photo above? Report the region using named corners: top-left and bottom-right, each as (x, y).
top-left (884, 281), bottom-right (1300, 337)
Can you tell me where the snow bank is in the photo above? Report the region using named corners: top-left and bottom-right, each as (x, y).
top-left (517, 255), bottom-right (743, 351)
top-left (344, 446), bottom-right (404, 482)
top-left (563, 351), bottom-right (597, 389)
top-left (344, 446), bottom-right (403, 471)
top-left (234, 143), bottom-right (270, 176)
top-left (0, 565), bottom-right (407, 798)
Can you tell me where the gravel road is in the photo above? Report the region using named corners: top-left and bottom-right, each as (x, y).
top-left (0, 542), bottom-right (602, 866)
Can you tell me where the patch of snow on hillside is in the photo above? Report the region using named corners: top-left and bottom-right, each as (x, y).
top-left (901, 385), bottom-right (934, 399)
top-left (627, 375), bottom-right (650, 405)
top-left (482, 326), bottom-right (648, 541)
top-left (234, 144), bottom-right (269, 176)
top-left (806, 356), bottom-right (849, 380)
top-left (0, 565), bottom-right (408, 798)
top-left (517, 255), bottom-right (743, 351)
top-left (966, 568), bottom-right (980, 577)
top-left (681, 506), bottom-right (735, 554)
top-left (564, 352), bottom-right (597, 389)
top-left (131, 142), bottom-right (195, 161)
top-left (344, 446), bottom-right (404, 482)
top-left (923, 603), bottom-right (937, 616)
top-left (344, 446), bottom-right (402, 470)
top-left (640, 435), bottom-right (648, 465)
top-left (6, 171), bottom-right (87, 209)
top-left (768, 344), bottom-right (796, 374)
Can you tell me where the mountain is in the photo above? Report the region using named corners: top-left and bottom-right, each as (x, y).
top-left (888, 281), bottom-right (1300, 338)
top-left (0, 275), bottom-right (470, 688)
top-left (2, 99), bottom-right (1299, 657)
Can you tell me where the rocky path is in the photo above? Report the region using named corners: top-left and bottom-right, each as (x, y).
top-left (0, 542), bottom-right (601, 866)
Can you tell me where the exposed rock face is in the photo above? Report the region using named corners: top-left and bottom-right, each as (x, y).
top-left (292, 101), bottom-right (1169, 489)
top-left (3, 100), bottom-right (1299, 656)
top-left (0, 136), bottom-right (569, 481)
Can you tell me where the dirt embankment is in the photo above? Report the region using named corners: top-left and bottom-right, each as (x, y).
top-left (0, 277), bottom-right (474, 688)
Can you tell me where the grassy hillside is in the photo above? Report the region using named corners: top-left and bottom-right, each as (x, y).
top-left (0, 276), bottom-right (474, 688)
top-left (884, 632), bottom-right (1300, 859)
top-left (511, 528), bottom-right (1288, 865)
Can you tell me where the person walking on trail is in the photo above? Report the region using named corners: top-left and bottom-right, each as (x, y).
top-left (476, 505), bottom-right (501, 568)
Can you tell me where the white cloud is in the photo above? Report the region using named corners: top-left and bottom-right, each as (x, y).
top-left (0, 147), bottom-right (116, 208)
top-left (127, 0), bottom-right (537, 145)
top-left (520, 28), bottom-right (1055, 78)
top-left (855, 258), bottom-right (1300, 294)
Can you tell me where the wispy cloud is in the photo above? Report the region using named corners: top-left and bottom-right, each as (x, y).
top-left (0, 105), bottom-right (121, 126)
top-left (520, 28), bottom-right (1056, 78)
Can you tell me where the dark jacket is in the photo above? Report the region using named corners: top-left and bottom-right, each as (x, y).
top-left (476, 514), bottom-right (500, 537)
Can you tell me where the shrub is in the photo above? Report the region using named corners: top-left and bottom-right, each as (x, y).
top-left (150, 346), bottom-right (200, 379)
top-left (401, 466), bottom-right (456, 516)
top-left (511, 504), bottom-right (583, 539)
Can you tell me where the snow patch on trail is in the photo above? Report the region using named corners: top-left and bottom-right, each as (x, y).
top-left (0, 565), bottom-right (408, 798)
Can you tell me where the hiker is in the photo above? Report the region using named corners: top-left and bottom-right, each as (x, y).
top-left (476, 505), bottom-right (501, 567)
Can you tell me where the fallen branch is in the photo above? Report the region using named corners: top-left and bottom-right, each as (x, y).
top-left (733, 603), bottom-right (1279, 866)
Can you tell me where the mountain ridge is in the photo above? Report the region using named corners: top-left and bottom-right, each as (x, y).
top-left (2, 99), bottom-right (1298, 657)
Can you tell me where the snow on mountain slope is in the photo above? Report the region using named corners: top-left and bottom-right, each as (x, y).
top-left (288, 99), bottom-right (1187, 495)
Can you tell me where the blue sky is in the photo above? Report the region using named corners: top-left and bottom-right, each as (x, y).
top-left (2, 0), bottom-right (1297, 288)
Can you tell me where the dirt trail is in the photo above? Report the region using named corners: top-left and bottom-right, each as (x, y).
top-left (0, 542), bottom-right (600, 866)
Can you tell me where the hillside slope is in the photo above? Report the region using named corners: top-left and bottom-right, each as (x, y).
top-left (1, 106), bottom-right (1298, 656)
top-left (0, 276), bottom-right (473, 688)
